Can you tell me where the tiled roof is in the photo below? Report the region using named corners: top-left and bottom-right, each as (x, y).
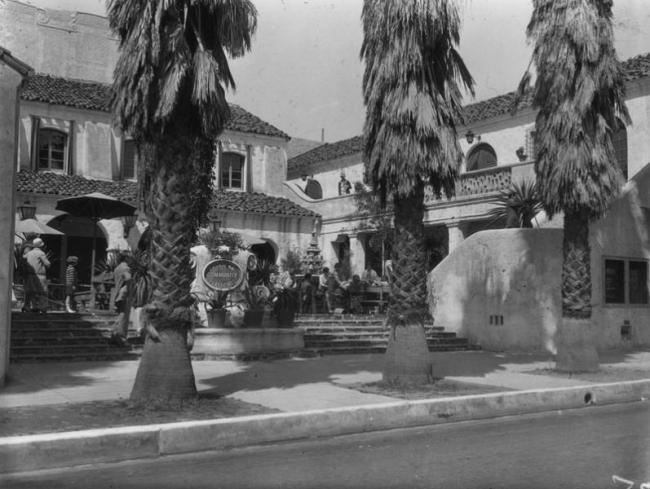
top-left (17, 170), bottom-right (316, 217)
top-left (20, 73), bottom-right (289, 139)
top-left (211, 190), bottom-right (318, 217)
top-left (287, 135), bottom-right (363, 174)
top-left (16, 170), bottom-right (138, 203)
top-left (462, 52), bottom-right (650, 126)
top-left (286, 137), bottom-right (324, 160)
top-left (289, 52), bottom-right (650, 169)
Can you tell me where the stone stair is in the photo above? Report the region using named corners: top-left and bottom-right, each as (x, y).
top-left (10, 311), bottom-right (141, 362)
top-left (296, 314), bottom-right (480, 355)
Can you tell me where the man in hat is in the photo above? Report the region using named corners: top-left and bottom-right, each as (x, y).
top-left (23, 238), bottom-right (50, 313)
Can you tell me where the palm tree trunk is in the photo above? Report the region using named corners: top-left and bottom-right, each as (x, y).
top-left (130, 132), bottom-right (201, 404)
top-left (555, 210), bottom-right (599, 372)
top-left (383, 184), bottom-right (432, 385)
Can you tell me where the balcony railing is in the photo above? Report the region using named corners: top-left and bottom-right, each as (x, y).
top-left (424, 165), bottom-right (514, 203)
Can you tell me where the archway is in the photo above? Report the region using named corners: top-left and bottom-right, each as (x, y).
top-left (47, 215), bottom-right (108, 286)
top-left (250, 240), bottom-right (277, 266)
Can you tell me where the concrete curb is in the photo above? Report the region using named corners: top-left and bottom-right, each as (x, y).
top-left (2, 379), bottom-right (650, 474)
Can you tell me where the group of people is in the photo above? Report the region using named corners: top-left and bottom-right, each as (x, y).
top-left (19, 237), bottom-right (83, 314)
top-left (18, 237), bottom-right (132, 345)
top-left (298, 263), bottom-right (389, 314)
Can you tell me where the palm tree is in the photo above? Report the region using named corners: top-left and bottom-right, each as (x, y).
top-left (108, 0), bottom-right (257, 404)
top-left (361, 0), bottom-right (473, 384)
top-left (520, 0), bottom-right (630, 371)
top-left (487, 180), bottom-right (543, 229)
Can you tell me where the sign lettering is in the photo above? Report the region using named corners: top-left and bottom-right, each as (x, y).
top-left (203, 259), bottom-right (244, 291)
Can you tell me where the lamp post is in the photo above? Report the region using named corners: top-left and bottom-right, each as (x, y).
top-left (17, 201), bottom-right (36, 220)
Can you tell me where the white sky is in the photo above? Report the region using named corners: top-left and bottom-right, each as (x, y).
top-left (22, 0), bottom-right (650, 142)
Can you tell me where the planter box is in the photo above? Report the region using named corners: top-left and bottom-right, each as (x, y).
top-left (192, 328), bottom-right (304, 356)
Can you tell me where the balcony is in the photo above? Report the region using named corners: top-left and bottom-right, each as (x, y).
top-left (424, 162), bottom-right (535, 204)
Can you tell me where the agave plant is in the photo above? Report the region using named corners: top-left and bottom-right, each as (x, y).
top-left (487, 180), bottom-right (543, 228)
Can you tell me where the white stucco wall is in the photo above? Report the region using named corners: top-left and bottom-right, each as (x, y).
top-left (429, 228), bottom-right (563, 352)
top-left (218, 130), bottom-right (288, 197)
top-left (218, 211), bottom-right (314, 265)
top-left (625, 81), bottom-right (650, 179)
top-left (18, 101), bottom-right (122, 181)
top-left (0, 61), bottom-right (24, 386)
top-left (590, 166), bottom-right (650, 347)
top-left (288, 153), bottom-right (366, 200)
top-left (0, 0), bottom-right (118, 83)
top-left (429, 168), bottom-right (650, 353)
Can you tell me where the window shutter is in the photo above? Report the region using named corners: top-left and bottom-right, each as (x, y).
top-left (30, 116), bottom-right (40, 170)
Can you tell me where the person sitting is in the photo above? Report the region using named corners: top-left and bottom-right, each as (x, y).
top-left (361, 266), bottom-right (380, 285)
top-left (347, 275), bottom-right (364, 314)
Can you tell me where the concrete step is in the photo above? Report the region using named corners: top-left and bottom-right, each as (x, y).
top-left (10, 351), bottom-right (140, 362)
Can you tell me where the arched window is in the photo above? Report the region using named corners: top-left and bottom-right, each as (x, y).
top-left (466, 143), bottom-right (497, 172)
top-left (37, 129), bottom-right (67, 170)
top-left (304, 178), bottom-right (323, 199)
top-left (122, 139), bottom-right (137, 180)
top-left (221, 152), bottom-right (244, 190)
top-left (612, 120), bottom-right (628, 181)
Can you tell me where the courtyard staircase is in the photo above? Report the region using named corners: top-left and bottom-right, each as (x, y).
top-left (10, 311), bottom-right (140, 362)
top-left (296, 314), bottom-right (481, 355)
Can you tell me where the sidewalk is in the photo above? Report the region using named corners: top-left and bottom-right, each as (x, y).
top-left (3, 349), bottom-right (650, 411)
top-left (2, 349), bottom-right (650, 474)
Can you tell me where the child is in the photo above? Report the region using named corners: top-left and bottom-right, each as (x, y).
top-left (65, 256), bottom-right (79, 313)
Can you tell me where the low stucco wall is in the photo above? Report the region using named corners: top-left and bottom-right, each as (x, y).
top-left (429, 206), bottom-right (650, 352)
top-left (428, 228), bottom-right (563, 353)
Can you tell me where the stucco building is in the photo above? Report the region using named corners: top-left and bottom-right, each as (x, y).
top-left (2, 0), bottom-right (316, 294)
top-left (283, 52), bottom-right (650, 351)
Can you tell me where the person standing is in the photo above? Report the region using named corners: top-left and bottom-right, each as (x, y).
top-left (24, 238), bottom-right (50, 313)
top-left (111, 253), bottom-right (132, 345)
top-left (337, 171), bottom-right (352, 195)
top-left (64, 256), bottom-right (79, 313)
top-left (300, 273), bottom-right (314, 313)
top-left (318, 267), bottom-right (332, 313)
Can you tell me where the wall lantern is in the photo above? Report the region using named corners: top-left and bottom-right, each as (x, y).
top-left (208, 211), bottom-right (222, 233)
top-left (17, 201), bottom-right (37, 220)
top-left (122, 213), bottom-right (138, 238)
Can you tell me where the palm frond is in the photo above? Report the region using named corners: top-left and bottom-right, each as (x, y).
top-left (108, 0), bottom-right (257, 139)
top-left (360, 0), bottom-right (474, 202)
top-left (525, 0), bottom-right (630, 219)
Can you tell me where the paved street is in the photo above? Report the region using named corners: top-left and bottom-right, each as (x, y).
top-left (3, 401), bottom-right (650, 489)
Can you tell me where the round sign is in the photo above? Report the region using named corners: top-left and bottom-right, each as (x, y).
top-left (202, 259), bottom-right (244, 291)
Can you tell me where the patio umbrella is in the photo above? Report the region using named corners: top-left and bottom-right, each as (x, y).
top-left (15, 218), bottom-right (64, 238)
top-left (55, 192), bottom-right (137, 308)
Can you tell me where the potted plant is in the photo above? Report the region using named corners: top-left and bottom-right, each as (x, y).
top-left (244, 285), bottom-right (269, 327)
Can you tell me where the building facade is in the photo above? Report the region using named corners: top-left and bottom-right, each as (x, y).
top-left (283, 53), bottom-right (650, 351)
top-left (1, 1), bottom-right (316, 295)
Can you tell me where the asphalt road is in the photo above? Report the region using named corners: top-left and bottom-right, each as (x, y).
top-left (3, 402), bottom-right (650, 489)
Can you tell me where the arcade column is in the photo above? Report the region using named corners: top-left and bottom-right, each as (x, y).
top-left (446, 222), bottom-right (467, 254)
top-left (348, 233), bottom-right (366, 277)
